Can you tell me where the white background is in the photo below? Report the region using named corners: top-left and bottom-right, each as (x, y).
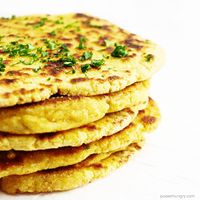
top-left (0, 0), bottom-right (199, 200)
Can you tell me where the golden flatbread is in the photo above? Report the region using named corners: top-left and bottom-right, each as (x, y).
top-left (0, 13), bottom-right (164, 108)
top-left (0, 143), bottom-right (141, 194)
top-left (0, 81), bottom-right (149, 134)
top-left (0, 98), bottom-right (160, 178)
top-left (0, 107), bottom-right (138, 151)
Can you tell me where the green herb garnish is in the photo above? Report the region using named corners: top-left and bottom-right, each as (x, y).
top-left (80, 58), bottom-right (105, 73)
top-left (32, 67), bottom-right (41, 73)
top-left (36, 47), bottom-right (48, 57)
top-left (71, 66), bottom-right (76, 74)
top-left (20, 56), bottom-right (38, 65)
top-left (65, 21), bottom-right (78, 29)
top-left (49, 30), bottom-right (56, 36)
top-left (80, 52), bottom-right (93, 61)
top-left (11, 15), bottom-right (16, 20)
top-left (44, 39), bottom-right (56, 50)
top-left (41, 51), bottom-right (48, 57)
top-left (144, 54), bottom-right (154, 62)
top-left (33, 17), bottom-right (47, 28)
top-left (3, 42), bottom-right (35, 57)
top-left (58, 44), bottom-right (69, 55)
top-left (55, 20), bottom-right (64, 24)
top-left (91, 59), bottom-right (105, 67)
top-left (0, 58), bottom-right (5, 72)
top-left (89, 22), bottom-right (102, 29)
top-left (61, 55), bottom-right (76, 67)
top-left (81, 64), bottom-right (91, 73)
top-left (49, 55), bottom-right (76, 67)
top-left (111, 44), bottom-right (128, 58)
top-left (77, 37), bottom-right (86, 49)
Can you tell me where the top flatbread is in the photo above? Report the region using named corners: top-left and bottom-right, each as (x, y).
top-left (0, 13), bottom-right (164, 108)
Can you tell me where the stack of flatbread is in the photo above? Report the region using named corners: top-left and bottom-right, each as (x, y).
top-left (0, 13), bottom-right (164, 194)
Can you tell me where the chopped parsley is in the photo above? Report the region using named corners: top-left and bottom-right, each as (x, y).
top-left (58, 44), bottom-right (69, 55)
top-left (49, 30), bottom-right (56, 36)
top-left (79, 51), bottom-right (93, 61)
top-left (71, 67), bottom-right (76, 74)
top-left (32, 67), bottom-right (41, 73)
top-left (65, 21), bottom-right (79, 29)
top-left (36, 47), bottom-right (49, 57)
top-left (91, 59), bottom-right (104, 67)
top-left (3, 42), bottom-right (35, 57)
top-left (55, 20), bottom-right (64, 24)
top-left (81, 64), bottom-right (91, 73)
top-left (41, 51), bottom-right (48, 57)
top-left (20, 56), bottom-right (38, 65)
top-left (144, 54), bottom-right (154, 62)
top-left (89, 22), bottom-right (102, 29)
top-left (77, 37), bottom-right (86, 49)
top-left (11, 15), bottom-right (16, 20)
top-left (48, 55), bottom-right (76, 67)
top-left (81, 59), bottom-right (105, 73)
top-left (0, 58), bottom-right (5, 72)
top-left (111, 44), bottom-right (128, 58)
top-left (1, 42), bottom-right (52, 66)
top-left (33, 17), bottom-right (47, 28)
top-left (0, 31), bottom-right (108, 74)
top-left (44, 39), bottom-right (56, 50)
top-left (61, 55), bottom-right (77, 67)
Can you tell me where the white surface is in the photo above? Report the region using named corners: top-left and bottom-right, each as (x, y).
top-left (0, 0), bottom-right (200, 199)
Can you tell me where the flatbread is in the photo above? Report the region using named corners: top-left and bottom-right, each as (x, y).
top-left (0, 13), bottom-right (164, 108)
top-left (0, 98), bottom-right (160, 178)
top-left (0, 107), bottom-right (138, 151)
top-left (0, 143), bottom-right (141, 194)
top-left (0, 81), bottom-right (149, 134)
top-left (0, 122), bottom-right (144, 179)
